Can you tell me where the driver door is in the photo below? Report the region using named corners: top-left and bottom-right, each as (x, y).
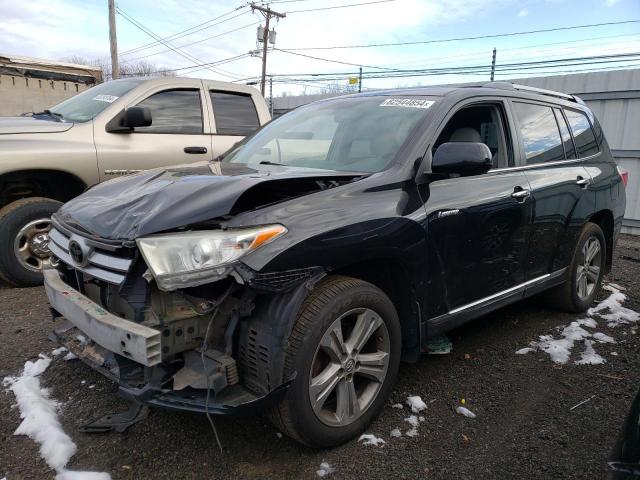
top-left (423, 100), bottom-right (533, 321)
top-left (94, 81), bottom-right (213, 180)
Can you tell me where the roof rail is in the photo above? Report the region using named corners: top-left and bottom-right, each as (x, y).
top-left (511, 83), bottom-right (576, 102)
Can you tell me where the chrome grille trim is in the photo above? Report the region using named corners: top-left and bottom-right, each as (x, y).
top-left (49, 227), bottom-right (133, 285)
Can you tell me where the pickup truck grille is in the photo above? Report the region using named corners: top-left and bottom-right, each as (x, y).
top-left (48, 227), bottom-right (134, 285)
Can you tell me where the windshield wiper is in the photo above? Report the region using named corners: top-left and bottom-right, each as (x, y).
top-left (259, 161), bottom-right (284, 166)
top-left (32, 109), bottom-right (64, 122)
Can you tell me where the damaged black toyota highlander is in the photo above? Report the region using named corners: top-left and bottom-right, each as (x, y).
top-left (44, 83), bottom-right (626, 447)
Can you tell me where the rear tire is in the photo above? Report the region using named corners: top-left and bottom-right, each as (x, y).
top-left (0, 197), bottom-right (61, 287)
top-left (268, 275), bottom-right (401, 448)
top-left (544, 222), bottom-right (606, 312)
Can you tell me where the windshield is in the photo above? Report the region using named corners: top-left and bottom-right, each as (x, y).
top-left (49, 79), bottom-right (144, 123)
top-left (223, 96), bottom-right (435, 173)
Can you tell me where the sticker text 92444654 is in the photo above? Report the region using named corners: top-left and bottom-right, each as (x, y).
top-left (380, 98), bottom-right (434, 109)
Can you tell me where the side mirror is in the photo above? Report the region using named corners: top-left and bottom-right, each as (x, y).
top-left (431, 142), bottom-right (493, 176)
top-left (122, 106), bottom-right (152, 128)
top-left (105, 106), bottom-right (152, 132)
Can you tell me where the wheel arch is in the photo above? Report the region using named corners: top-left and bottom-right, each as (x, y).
top-left (588, 209), bottom-right (614, 273)
top-left (0, 169), bottom-right (88, 208)
top-left (332, 258), bottom-right (422, 362)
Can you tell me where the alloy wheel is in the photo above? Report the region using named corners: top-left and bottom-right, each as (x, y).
top-left (308, 307), bottom-right (390, 427)
top-left (576, 236), bottom-right (601, 301)
top-left (13, 218), bottom-right (52, 272)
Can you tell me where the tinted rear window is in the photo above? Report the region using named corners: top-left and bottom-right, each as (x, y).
top-left (512, 102), bottom-right (565, 165)
top-left (553, 108), bottom-right (576, 160)
top-left (564, 109), bottom-right (599, 158)
top-left (211, 91), bottom-right (260, 136)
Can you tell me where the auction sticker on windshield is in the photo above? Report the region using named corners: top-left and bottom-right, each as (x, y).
top-left (380, 98), bottom-right (434, 109)
top-left (93, 94), bottom-right (119, 103)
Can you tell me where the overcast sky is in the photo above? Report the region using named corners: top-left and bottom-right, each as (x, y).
top-left (1, 0), bottom-right (639, 95)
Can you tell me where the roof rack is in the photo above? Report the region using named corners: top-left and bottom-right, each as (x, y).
top-left (482, 81), bottom-right (579, 103)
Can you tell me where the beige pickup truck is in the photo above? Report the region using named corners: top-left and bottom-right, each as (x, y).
top-left (0, 76), bottom-right (270, 286)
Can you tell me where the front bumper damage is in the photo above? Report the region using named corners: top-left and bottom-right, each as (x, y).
top-left (43, 267), bottom-right (291, 416)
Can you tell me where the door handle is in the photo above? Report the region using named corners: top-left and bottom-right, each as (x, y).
top-left (184, 146), bottom-right (208, 154)
top-left (576, 177), bottom-right (591, 188)
top-left (511, 186), bottom-right (530, 201)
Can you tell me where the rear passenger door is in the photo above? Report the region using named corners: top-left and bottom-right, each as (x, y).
top-left (510, 101), bottom-right (596, 280)
top-left (207, 90), bottom-right (262, 158)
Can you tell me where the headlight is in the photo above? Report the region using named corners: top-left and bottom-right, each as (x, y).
top-left (136, 224), bottom-right (287, 291)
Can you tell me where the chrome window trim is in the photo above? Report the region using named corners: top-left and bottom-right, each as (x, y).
top-left (489, 151), bottom-right (601, 174)
top-left (448, 273), bottom-right (551, 315)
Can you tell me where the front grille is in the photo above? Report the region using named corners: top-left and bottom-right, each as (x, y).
top-left (48, 227), bottom-right (135, 285)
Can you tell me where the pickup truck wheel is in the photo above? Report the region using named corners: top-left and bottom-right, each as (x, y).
top-left (544, 222), bottom-right (606, 312)
top-left (269, 275), bottom-right (401, 448)
top-left (0, 198), bottom-right (62, 287)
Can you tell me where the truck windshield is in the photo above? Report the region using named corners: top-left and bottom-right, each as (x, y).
top-left (223, 96), bottom-right (435, 173)
top-left (49, 79), bottom-right (144, 123)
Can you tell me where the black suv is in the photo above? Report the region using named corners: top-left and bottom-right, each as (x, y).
top-left (44, 82), bottom-right (626, 447)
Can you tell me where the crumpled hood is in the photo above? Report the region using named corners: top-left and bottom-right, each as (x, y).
top-left (56, 162), bottom-right (362, 240)
top-left (0, 116), bottom-right (74, 134)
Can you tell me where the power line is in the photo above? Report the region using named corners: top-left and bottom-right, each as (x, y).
top-left (116, 7), bottom-right (244, 79)
top-left (120, 7), bottom-right (250, 56)
top-left (284, 0), bottom-right (396, 13)
top-left (121, 20), bottom-right (261, 63)
top-left (120, 53), bottom-right (252, 76)
top-left (279, 19), bottom-right (640, 50)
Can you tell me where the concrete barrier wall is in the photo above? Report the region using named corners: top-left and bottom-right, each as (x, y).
top-left (0, 75), bottom-right (93, 116)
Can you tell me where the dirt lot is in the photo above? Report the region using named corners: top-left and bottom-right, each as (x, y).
top-left (1, 235), bottom-right (639, 480)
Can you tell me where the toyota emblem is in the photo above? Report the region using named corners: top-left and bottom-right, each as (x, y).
top-left (69, 240), bottom-right (85, 266)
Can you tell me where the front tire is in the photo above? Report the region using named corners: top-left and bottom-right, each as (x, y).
top-left (269, 276), bottom-right (401, 448)
top-left (0, 197), bottom-right (61, 287)
top-left (545, 222), bottom-right (606, 312)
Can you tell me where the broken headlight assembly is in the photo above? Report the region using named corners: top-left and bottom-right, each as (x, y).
top-left (137, 225), bottom-right (287, 291)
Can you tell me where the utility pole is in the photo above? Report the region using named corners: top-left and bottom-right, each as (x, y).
top-left (490, 48), bottom-right (497, 81)
top-left (251, 3), bottom-right (285, 96)
top-left (358, 66), bottom-right (362, 93)
top-left (108, 0), bottom-right (119, 80)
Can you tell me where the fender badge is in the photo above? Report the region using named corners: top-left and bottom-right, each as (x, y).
top-left (437, 209), bottom-right (460, 218)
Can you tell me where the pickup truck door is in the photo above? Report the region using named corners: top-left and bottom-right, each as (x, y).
top-left (94, 80), bottom-right (213, 180)
top-left (202, 82), bottom-right (265, 158)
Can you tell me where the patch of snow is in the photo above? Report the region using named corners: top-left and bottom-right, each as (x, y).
top-left (404, 415), bottom-right (419, 427)
top-left (51, 347), bottom-right (67, 356)
top-left (575, 340), bottom-right (606, 365)
top-left (405, 428), bottom-right (418, 437)
top-left (88, 385), bottom-right (95, 390)
top-left (455, 406), bottom-right (477, 418)
top-left (275, 432), bottom-right (282, 439)
top-left (390, 428), bottom-right (402, 437)
top-left (576, 318), bottom-right (597, 329)
top-left (588, 288), bottom-right (640, 327)
top-left (3, 356), bottom-right (111, 480)
top-left (391, 403), bottom-right (403, 409)
top-left (358, 433), bottom-right (385, 447)
top-left (316, 461), bottom-right (334, 478)
top-left (63, 352), bottom-right (77, 361)
top-left (592, 332), bottom-right (615, 343)
top-left (418, 416), bottom-right (425, 422)
top-left (520, 319), bottom-right (602, 364)
top-left (80, 381), bottom-right (86, 385)
top-left (516, 347), bottom-right (535, 355)
top-left (611, 351), bottom-right (619, 356)
top-left (406, 395), bottom-right (427, 413)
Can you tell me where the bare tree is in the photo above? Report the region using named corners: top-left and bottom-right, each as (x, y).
top-left (60, 56), bottom-right (172, 82)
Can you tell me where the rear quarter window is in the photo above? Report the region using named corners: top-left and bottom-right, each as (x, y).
top-left (211, 91), bottom-right (260, 136)
top-left (564, 109), bottom-right (599, 158)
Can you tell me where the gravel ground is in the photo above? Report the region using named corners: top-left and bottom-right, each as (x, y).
top-left (1, 234), bottom-right (639, 480)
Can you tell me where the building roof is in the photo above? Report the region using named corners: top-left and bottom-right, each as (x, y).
top-left (0, 54), bottom-right (102, 83)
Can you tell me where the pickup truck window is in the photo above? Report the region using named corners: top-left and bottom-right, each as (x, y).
top-left (564, 109), bottom-right (599, 158)
top-left (134, 89), bottom-right (203, 134)
top-left (512, 102), bottom-right (565, 165)
top-left (210, 91), bottom-right (260, 136)
top-left (49, 79), bottom-right (143, 123)
top-left (224, 96), bottom-right (432, 173)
